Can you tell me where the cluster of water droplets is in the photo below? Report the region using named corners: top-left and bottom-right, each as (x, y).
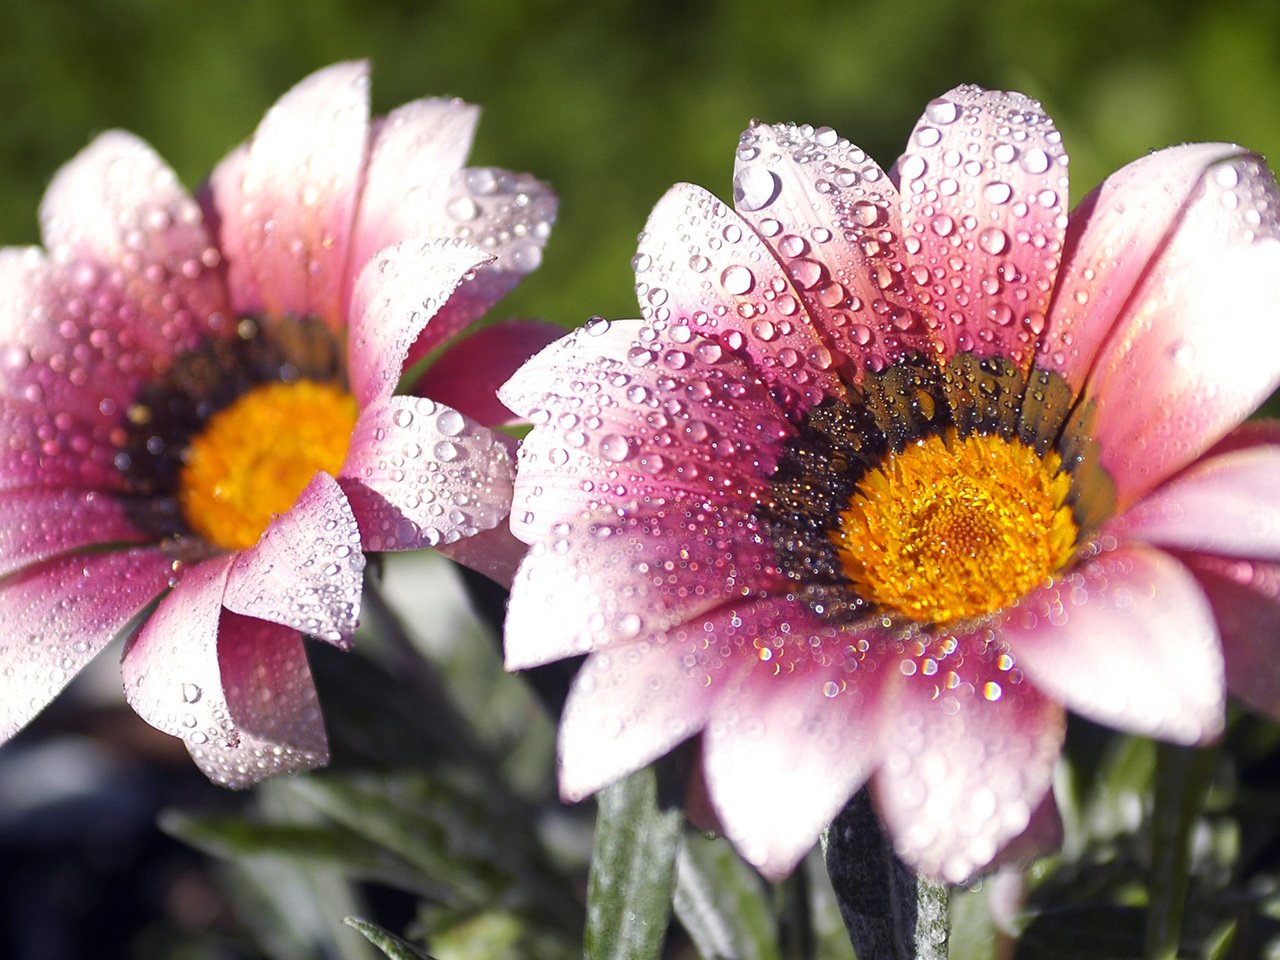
top-left (184, 614), bottom-right (328, 788)
top-left (0, 548), bottom-right (173, 741)
top-left (504, 314), bottom-right (793, 545)
top-left (729, 118), bottom-right (927, 374)
top-left (438, 166), bottom-right (554, 277)
top-left (222, 477), bottom-right (365, 645)
top-left (892, 87), bottom-right (1069, 367)
top-left (631, 181), bottom-right (843, 409)
top-left (352, 397), bottom-right (511, 552)
top-left (5, 134), bottom-right (230, 452)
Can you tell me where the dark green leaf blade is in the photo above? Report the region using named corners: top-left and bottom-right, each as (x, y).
top-left (585, 766), bottom-right (683, 960)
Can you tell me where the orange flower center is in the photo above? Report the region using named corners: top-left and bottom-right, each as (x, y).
top-left (178, 380), bottom-right (358, 550)
top-left (831, 429), bottom-right (1078, 624)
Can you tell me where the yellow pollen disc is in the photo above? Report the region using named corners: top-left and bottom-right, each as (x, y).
top-left (178, 380), bottom-right (358, 551)
top-left (831, 429), bottom-right (1078, 624)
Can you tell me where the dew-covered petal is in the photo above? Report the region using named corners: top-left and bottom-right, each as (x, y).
top-left (1110, 442), bottom-right (1280, 559)
top-left (500, 317), bottom-right (793, 543)
top-left (121, 554), bottom-right (328, 786)
top-left (1069, 149), bottom-right (1280, 507)
top-left (346, 237), bottom-right (492, 407)
top-left (504, 498), bottom-right (783, 670)
top-left (184, 612), bottom-right (328, 787)
top-left (338, 395), bottom-right (512, 552)
top-left (0, 399), bottom-right (123, 492)
top-left (224, 472), bottom-right (364, 645)
top-left (1, 228), bottom-right (220, 428)
top-left (731, 120), bottom-right (924, 376)
top-left (123, 555), bottom-right (234, 742)
top-left (701, 601), bottom-right (885, 879)
top-left (392, 166), bottom-right (557, 372)
top-left (202, 144), bottom-right (262, 317)
top-left (895, 86), bottom-right (1068, 368)
top-left (36, 131), bottom-right (229, 355)
top-left (433, 519), bottom-right (529, 588)
top-left (1000, 544), bottom-right (1224, 743)
top-left (873, 633), bottom-right (1064, 883)
top-left (410, 319), bottom-right (565, 427)
top-left (557, 608), bottom-right (748, 802)
top-left (0, 489), bottom-right (148, 578)
top-left (634, 182), bottom-right (845, 412)
top-left (349, 96), bottom-right (480, 275)
top-left (215, 61), bottom-right (370, 329)
top-left (1040, 144), bottom-right (1253, 388)
top-left (0, 548), bottom-right (174, 742)
top-left (1183, 555), bottom-right (1280, 723)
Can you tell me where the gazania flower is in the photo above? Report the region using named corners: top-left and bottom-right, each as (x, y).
top-left (0, 62), bottom-right (557, 785)
top-left (500, 85), bottom-right (1280, 882)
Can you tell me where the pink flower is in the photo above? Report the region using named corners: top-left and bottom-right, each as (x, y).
top-left (0, 62), bottom-right (557, 785)
top-left (500, 85), bottom-right (1280, 882)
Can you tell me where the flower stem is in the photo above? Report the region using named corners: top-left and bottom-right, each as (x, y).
top-left (1144, 741), bottom-right (1216, 960)
top-left (822, 788), bottom-right (950, 960)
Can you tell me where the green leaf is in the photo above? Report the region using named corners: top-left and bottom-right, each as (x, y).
top-left (1144, 743), bottom-right (1217, 960)
top-left (823, 789), bottom-right (949, 960)
top-left (584, 766), bottom-right (683, 960)
top-left (674, 833), bottom-right (780, 960)
top-left (159, 809), bottom-right (442, 900)
top-left (344, 917), bottom-right (439, 960)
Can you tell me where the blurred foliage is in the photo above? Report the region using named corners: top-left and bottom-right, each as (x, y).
top-left (7, 1), bottom-right (1280, 957)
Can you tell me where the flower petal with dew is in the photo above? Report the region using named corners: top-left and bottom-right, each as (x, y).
top-left (501, 85), bottom-right (1280, 882)
top-left (0, 61), bottom-right (556, 785)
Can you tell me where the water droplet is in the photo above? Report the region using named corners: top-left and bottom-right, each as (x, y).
top-left (1020, 147), bottom-right (1051, 174)
top-left (720, 265), bottom-right (755, 296)
top-left (978, 227), bottom-right (1008, 255)
top-left (925, 97), bottom-right (960, 125)
top-left (733, 166), bottom-right (782, 211)
top-left (599, 433), bottom-right (634, 462)
top-left (899, 153), bottom-right (927, 180)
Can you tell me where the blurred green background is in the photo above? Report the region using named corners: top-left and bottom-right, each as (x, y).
top-left (3, 0), bottom-right (1279, 331)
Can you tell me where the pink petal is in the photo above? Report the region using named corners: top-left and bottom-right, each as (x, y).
top-left (410, 319), bottom-right (565, 426)
top-left (0, 232), bottom-right (219, 430)
top-left (0, 548), bottom-right (173, 742)
top-left (872, 632), bottom-right (1064, 883)
top-left (121, 555), bottom-right (327, 786)
top-left (346, 237), bottom-right (492, 407)
top-left (700, 601), bottom-right (885, 879)
top-left (895, 86), bottom-right (1068, 368)
top-left (1040, 144), bottom-right (1251, 388)
top-left (338, 395), bottom-right (512, 552)
top-left (0, 399), bottom-right (123, 493)
top-left (433, 519), bottom-right (527, 588)
top-left (499, 317), bottom-right (793, 544)
top-left (224, 472), bottom-right (364, 645)
top-left (187, 611), bottom-right (329, 787)
top-left (1110, 442), bottom-right (1280, 559)
top-left (36, 131), bottom-right (229, 357)
top-left (215, 61), bottom-right (370, 328)
top-left (123, 554), bottom-right (235, 741)
top-left (0, 488), bottom-right (148, 578)
top-left (1000, 543), bottom-right (1225, 743)
top-left (1183, 555), bottom-right (1280, 722)
top-left (383, 166), bottom-right (557, 371)
top-left (202, 144), bottom-right (262, 317)
top-left (349, 96), bottom-right (480, 278)
top-left (633, 182), bottom-right (845, 412)
top-left (557, 608), bottom-right (749, 802)
top-left (730, 121), bottom-right (923, 377)
top-left (1070, 148), bottom-right (1280, 507)
top-left (503, 497), bottom-right (783, 670)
